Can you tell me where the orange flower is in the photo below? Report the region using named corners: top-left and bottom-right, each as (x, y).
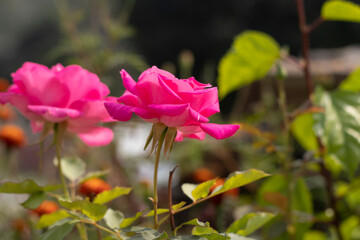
top-left (0, 78), bottom-right (10, 92)
top-left (0, 105), bottom-right (15, 121)
top-left (79, 178), bottom-right (111, 198)
top-left (0, 124), bottom-right (26, 148)
top-left (209, 178), bottom-right (239, 204)
top-left (192, 167), bottom-right (216, 183)
top-left (31, 201), bottom-right (59, 217)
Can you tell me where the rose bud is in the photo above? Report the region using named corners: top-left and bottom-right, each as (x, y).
top-left (31, 201), bottom-right (59, 217)
top-left (79, 177), bottom-right (111, 200)
top-left (192, 167), bottom-right (216, 183)
top-left (0, 124), bottom-right (26, 148)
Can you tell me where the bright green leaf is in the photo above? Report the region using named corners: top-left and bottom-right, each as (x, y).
top-left (339, 67), bottom-right (360, 91)
top-left (104, 208), bottom-right (124, 229)
top-left (0, 179), bottom-right (46, 194)
top-left (39, 220), bottom-right (76, 240)
top-left (192, 226), bottom-right (218, 235)
top-left (199, 233), bottom-right (229, 240)
top-left (304, 230), bottom-right (327, 240)
top-left (61, 157), bottom-right (86, 182)
top-left (321, 0), bottom-right (360, 23)
top-left (174, 218), bottom-right (210, 236)
top-left (120, 211), bottom-right (144, 228)
top-left (191, 179), bottom-right (217, 201)
top-left (93, 187), bottom-right (131, 205)
top-left (340, 216), bottom-right (360, 240)
top-left (226, 212), bottom-right (274, 236)
top-left (144, 208), bottom-right (168, 217)
top-left (218, 30), bottom-right (280, 98)
top-left (37, 210), bottom-right (71, 229)
top-left (314, 87), bottom-right (360, 175)
top-left (181, 183), bottom-right (197, 202)
top-left (59, 199), bottom-right (107, 222)
top-left (21, 192), bottom-right (47, 209)
top-left (291, 113), bottom-right (318, 151)
top-left (172, 201), bottom-right (186, 211)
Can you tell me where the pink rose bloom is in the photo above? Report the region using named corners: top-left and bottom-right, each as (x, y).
top-left (0, 62), bottom-right (114, 146)
top-left (105, 66), bottom-right (239, 141)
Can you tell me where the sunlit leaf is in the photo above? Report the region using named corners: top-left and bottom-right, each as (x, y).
top-left (61, 157), bottom-right (86, 182)
top-left (93, 187), bottom-right (131, 205)
top-left (120, 211), bottom-right (144, 228)
top-left (314, 87), bottom-right (360, 175)
top-left (0, 179), bottom-right (59, 194)
top-left (339, 67), bottom-right (360, 92)
top-left (226, 212), bottom-right (274, 236)
top-left (291, 113), bottom-right (318, 151)
top-left (144, 208), bottom-right (168, 217)
top-left (174, 219), bottom-right (210, 236)
top-left (58, 199), bottom-right (107, 222)
top-left (37, 210), bottom-right (71, 229)
top-left (304, 230), bottom-right (327, 240)
top-left (104, 208), bottom-right (124, 229)
top-left (21, 192), bottom-right (47, 209)
top-left (321, 0), bottom-right (360, 23)
top-left (340, 216), bottom-right (360, 240)
top-left (39, 220), bottom-right (76, 240)
top-left (191, 179), bottom-right (217, 201)
top-left (218, 30), bottom-right (280, 98)
top-left (172, 201), bottom-right (186, 210)
top-left (181, 183), bottom-right (197, 202)
top-left (192, 226), bottom-right (218, 235)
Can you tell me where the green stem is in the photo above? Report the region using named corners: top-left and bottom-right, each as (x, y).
top-left (153, 130), bottom-right (166, 229)
top-left (81, 219), bottom-right (124, 240)
top-left (55, 141), bottom-right (69, 197)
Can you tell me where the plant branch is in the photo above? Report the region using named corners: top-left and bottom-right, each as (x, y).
top-left (168, 165), bottom-right (180, 233)
top-left (81, 219), bottom-right (124, 240)
top-left (307, 16), bottom-right (325, 33)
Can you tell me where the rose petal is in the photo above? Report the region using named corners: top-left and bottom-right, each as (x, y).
top-left (104, 102), bottom-right (134, 121)
top-left (28, 105), bottom-right (82, 122)
top-left (76, 127), bottom-right (114, 146)
top-left (200, 123), bottom-right (240, 140)
top-left (120, 69), bottom-right (138, 94)
top-left (147, 104), bottom-right (188, 117)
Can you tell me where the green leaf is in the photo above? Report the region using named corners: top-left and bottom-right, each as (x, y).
top-left (0, 179), bottom-right (46, 194)
top-left (226, 212), bottom-right (274, 236)
top-left (215, 169), bottom-right (269, 195)
top-left (174, 218), bottom-right (210, 236)
top-left (37, 210), bottom-right (71, 229)
top-left (321, 0), bottom-right (360, 23)
top-left (191, 179), bottom-right (217, 201)
top-left (93, 186), bottom-right (131, 205)
top-left (304, 231), bottom-right (327, 240)
top-left (199, 233), bottom-right (229, 240)
top-left (170, 236), bottom-right (207, 240)
top-left (104, 208), bottom-right (124, 229)
top-left (21, 192), bottom-right (47, 209)
top-left (226, 234), bottom-right (257, 240)
top-left (144, 208), bottom-right (168, 217)
top-left (58, 199), bottom-right (107, 221)
top-left (291, 113), bottom-right (318, 151)
top-left (218, 30), bottom-right (280, 98)
top-left (192, 226), bottom-right (218, 235)
top-left (172, 201), bottom-right (186, 210)
top-left (181, 183), bottom-right (197, 202)
top-left (39, 220), bottom-right (76, 240)
top-left (339, 67), bottom-right (360, 92)
top-left (340, 216), bottom-right (360, 240)
top-left (61, 157), bottom-right (86, 182)
top-left (314, 87), bottom-right (360, 175)
top-left (120, 211), bottom-right (144, 228)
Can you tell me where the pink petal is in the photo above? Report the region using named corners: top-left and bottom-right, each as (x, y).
top-left (104, 102), bottom-right (134, 121)
top-left (76, 127), bottom-right (114, 146)
top-left (117, 91), bottom-right (139, 106)
top-left (28, 105), bottom-right (82, 122)
top-left (120, 69), bottom-right (138, 94)
top-left (41, 79), bottom-right (70, 107)
top-left (200, 123), bottom-right (240, 140)
top-left (147, 104), bottom-right (188, 116)
top-left (189, 107), bottom-right (209, 123)
top-left (30, 121), bottom-right (44, 133)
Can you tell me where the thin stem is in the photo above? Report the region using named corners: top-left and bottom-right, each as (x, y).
top-left (55, 138), bottom-right (70, 197)
top-left (96, 227), bottom-right (103, 240)
top-left (307, 16), bottom-right (325, 33)
top-left (153, 130), bottom-right (166, 229)
top-left (168, 165), bottom-right (179, 233)
top-left (81, 219), bottom-right (124, 240)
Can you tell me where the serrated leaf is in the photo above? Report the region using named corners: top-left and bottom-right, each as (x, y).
top-left (39, 220), bottom-right (76, 240)
top-left (59, 199), bottom-right (107, 221)
top-left (218, 30), bottom-right (280, 98)
top-left (120, 211), bottom-right (144, 228)
top-left (321, 0), bottom-right (360, 23)
top-left (339, 67), bottom-right (360, 92)
top-left (79, 169), bottom-right (111, 183)
top-left (93, 187), bottom-right (131, 205)
top-left (21, 192), bottom-right (47, 209)
top-left (216, 169), bottom-right (269, 195)
top-left (104, 208), bottom-right (124, 229)
top-left (191, 179), bottom-right (217, 201)
top-left (172, 201), bottom-right (186, 211)
top-left (174, 218), bottom-right (210, 236)
top-left (37, 210), bottom-right (71, 229)
top-left (181, 183), bottom-right (197, 202)
top-left (314, 87), bottom-right (360, 175)
top-left (192, 226), bottom-right (218, 235)
top-left (226, 212), bottom-right (274, 236)
top-left (144, 208), bottom-right (168, 217)
top-left (61, 157), bottom-right (86, 182)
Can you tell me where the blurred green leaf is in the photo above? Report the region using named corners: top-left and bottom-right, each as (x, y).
top-left (79, 169), bottom-right (111, 183)
top-left (198, 233), bottom-right (229, 240)
top-left (93, 187), bottom-right (131, 205)
top-left (21, 192), bottom-right (47, 209)
top-left (314, 87), bottom-right (360, 175)
top-left (39, 220), bottom-right (76, 240)
top-left (291, 113), bottom-right (318, 151)
top-left (61, 157), bottom-right (86, 182)
top-left (191, 179), bottom-right (217, 201)
top-left (120, 211), bottom-right (144, 228)
top-left (218, 30), bottom-right (280, 98)
top-left (257, 175), bottom-right (287, 207)
top-left (339, 67), bottom-right (360, 92)
top-left (181, 183), bottom-right (197, 202)
top-left (226, 212), bottom-right (274, 236)
top-left (0, 179), bottom-right (59, 194)
top-left (192, 226), bottom-right (218, 235)
top-left (59, 199), bottom-right (107, 221)
top-left (37, 210), bottom-right (71, 229)
top-left (340, 216), bottom-right (360, 240)
top-left (172, 201), bottom-right (186, 210)
top-left (174, 219), bottom-right (210, 236)
top-left (321, 0), bottom-right (360, 23)
top-left (303, 231), bottom-right (327, 240)
top-left (104, 208), bottom-right (124, 229)
top-left (144, 208), bottom-right (168, 217)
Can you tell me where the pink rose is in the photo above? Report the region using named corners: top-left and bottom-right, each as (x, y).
top-left (105, 66), bottom-right (239, 141)
top-left (0, 62), bottom-right (114, 146)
